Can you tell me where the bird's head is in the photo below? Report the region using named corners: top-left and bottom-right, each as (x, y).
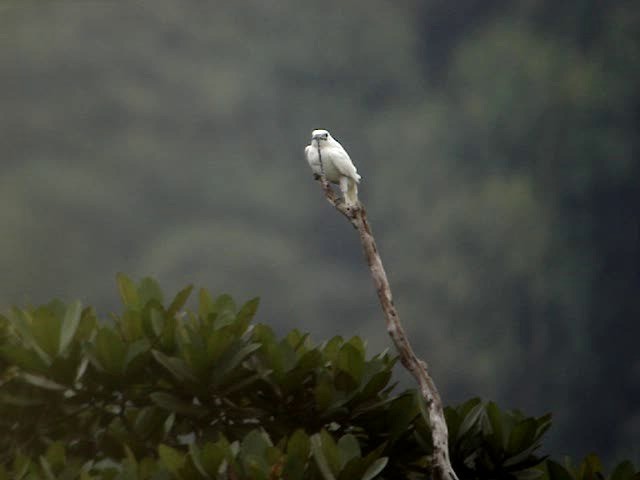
top-left (311, 129), bottom-right (330, 142)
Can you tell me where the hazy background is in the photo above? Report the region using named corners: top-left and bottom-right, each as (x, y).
top-left (1, 0), bottom-right (638, 465)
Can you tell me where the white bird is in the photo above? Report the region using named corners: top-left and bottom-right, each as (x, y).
top-left (305, 129), bottom-right (361, 207)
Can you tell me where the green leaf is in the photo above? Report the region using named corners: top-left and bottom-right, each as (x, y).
top-left (347, 336), bottom-right (366, 356)
top-left (361, 457), bottom-right (389, 480)
top-left (534, 413), bottom-right (553, 442)
top-left (336, 343), bottom-right (365, 383)
top-left (215, 294), bottom-right (236, 314)
top-left (119, 311), bottom-right (144, 342)
top-left (138, 458), bottom-right (158, 479)
top-left (323, 336), bottom-right (343, 363)
top-left (320, 430), bottom-right (341, 474)
top-left (31, 304), bottom-right (64, 359)
top-left (44, 442), bottom-right (66, 472)
top-left (164, 413), bottom-right (176, 435)
top-left (459, 400), bottom-right (485, 438)
top-left (180, 341), bottom-right (209, 380)
top-left (187, 444), bottom-right (207, 477)
top-left (20, 372), bottom-right (66, 390)
top-left (220, 371), bottom-right (266, 395)
top-left (235, 297), bottom-right (260, 330)
top-left (213, 294), bottom-right (237, 327)
top-left (283, 455), bottom-right (307, 480)
top-left (119, 458), bottom-right (139, 480)
top-left (150, 392), bottom-right (207, 417)
top-left (311, 433), bottom-right (337, 480)
top-left (133, 406), bottom-right (166, 438)
top-left (507, 419), bottom-right (538, 454)
top-left (93, 327), bottom-right (126, 374)
top-left (240, 431), bottom-right (273, 478)
top-left (138, 277), bottom-right (165, 305)
top-left (241, 429), bottom-right (272, 457)
top-left (337, 434), bottom-right (361, 467)
top-left (75, 356), bottom-right (89, 383)
top-left (8, 308), bottom-right (52, 366)
top-left (158, 313), bottom-right (177, 351)
top-left (360, 370), bottom-right (392, 399)
top-left (205, 328), bottom-right (236, 364)
top-left (315, 375), bottom-right (335, 411)
top-left (511, 452), bottom-right (547, 471)
top-left (485, 401), bottom-right (506, 450)
top-left (0, 392), bottom-right (47, 406)
top-left (546, 460), bottom-right (574, 480)
top-left (123, 338), bottom-right (150, 372)
top-left (76, 307), bottom-right (98, 341)
top-left (59, 300), bottom-right (82, 355)
top-left (0, 344), bottom-right (48, 371)
top-left (12, 454), bottom-right (30, 480)
top-left (38, 457), bottom-right (56, 480)
top-left (117, 273), bottom-right (140, 309)
top-left (515, 468), bottom-right (545, 480)
top-left (503, 443), bottom-right (545, 468)
top-left (198, 288), bottom-right (214, 319)
top-left (580, 453), bottom-right (603, 479)
top-left (285, 329), bottom-right (308, 350)
top-left (287, 430), bottom-right (311, 460)
top-left (415, 389), bottom-right (431, 425)
top-left (152, 350), bottom-right (198, 383)
top-left (211, 342), bottom-right (262, 384)
top-left (295, 349), bottom-right (322, 371)
top-left (199, 440), bottom-right (231, 476)
top-left (168, 285), bottom-right (194, 317)
top-left (150, 307), bottom-right (165, 337)
top-left (338, 458), bottom-right (367, 480)
top-left (388, 394), bottom-right (418, 440)
top-left (267, 443), bottom-right (283, 465)
top-left (611, 461), bottom-right (636, 480)
top-left (124, 445), bottom-right (136, 465)
top-left (158, 444), bottom-right (186, 475)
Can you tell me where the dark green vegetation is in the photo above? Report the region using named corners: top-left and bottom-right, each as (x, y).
top-left (0, 277), bottom-right (637, 479)
top-left (1, 0), bottom-right (638, 464)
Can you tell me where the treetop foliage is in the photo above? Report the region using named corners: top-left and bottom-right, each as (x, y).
top-left (0, 276), bottom-right (637, 479)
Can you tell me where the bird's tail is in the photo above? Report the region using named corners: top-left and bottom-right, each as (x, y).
top-left (345, 179), bottom-right (359, 207)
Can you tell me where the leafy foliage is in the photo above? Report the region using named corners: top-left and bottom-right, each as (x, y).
top-left (446, 398), bottom-right (551, 479)
top-left (0, 277), bottom-right (637, 479)
top-left (541, 455), bottom-right (640, 480)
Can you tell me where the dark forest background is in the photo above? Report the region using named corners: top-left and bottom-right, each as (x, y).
top-left (0, 0), bottom-right (638, 465)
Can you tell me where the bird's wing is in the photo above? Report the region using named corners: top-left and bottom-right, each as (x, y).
top-left (330, 147), bottom-right (360, 182)
top-left (305, 144), bottom-right (322, 177)
top-left (305, 145), bottom-right (317, 167)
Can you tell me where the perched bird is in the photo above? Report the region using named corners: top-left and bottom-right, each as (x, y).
top-left (305, 129), bottom-right (361, 207)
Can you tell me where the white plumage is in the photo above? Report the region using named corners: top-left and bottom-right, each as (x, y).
top-left (305, 129), bottom-right (361, 207)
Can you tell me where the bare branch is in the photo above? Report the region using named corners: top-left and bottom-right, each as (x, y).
top-left (313, 166), bottom-right (459, 480)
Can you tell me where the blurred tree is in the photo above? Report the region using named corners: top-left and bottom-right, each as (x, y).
top-left (0, 0), bottom-right (637, 463)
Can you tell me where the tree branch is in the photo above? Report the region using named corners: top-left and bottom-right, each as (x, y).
top-left (313, 172), bottom-right (459, 480)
